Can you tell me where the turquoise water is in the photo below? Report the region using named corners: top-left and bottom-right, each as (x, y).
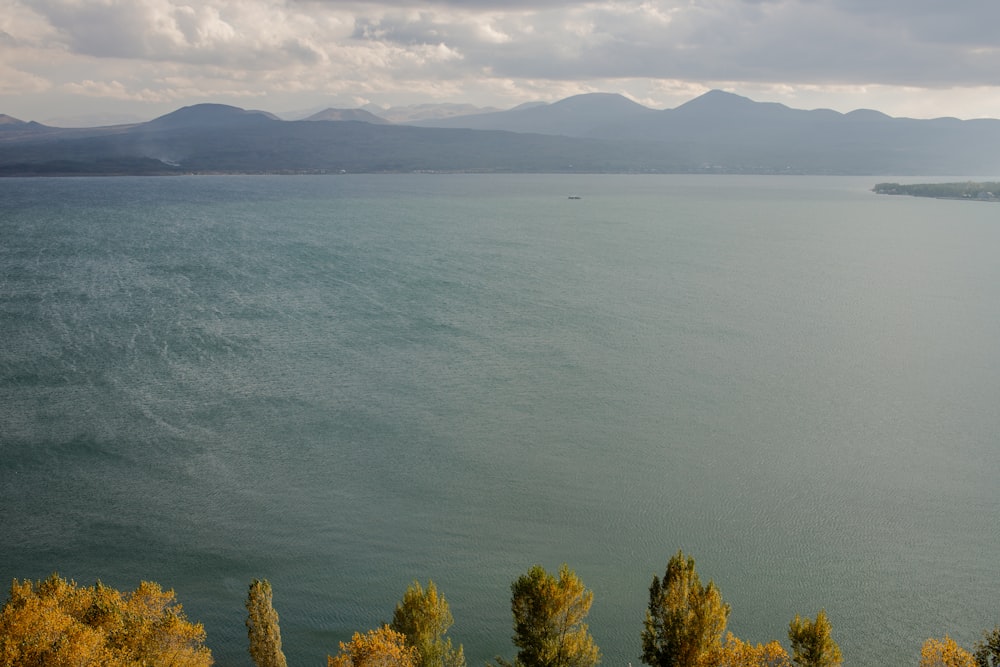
top-left (1, 175), bottom-right (997, 666)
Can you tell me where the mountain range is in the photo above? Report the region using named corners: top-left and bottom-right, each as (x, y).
top-left (2, 90), bottom-right (999, 176)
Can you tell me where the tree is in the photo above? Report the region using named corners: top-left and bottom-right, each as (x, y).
top-left (920, 636), bottom-right (976, 667)
top-left (787, 610), bottom-right (841, 667)
top-left (328, 625), bottom-right (417, 667)
top-left (505, 564), bottom-right (600, 667)
top-left (974, 626), bottom-right (1000, 667)
top-left (641, 550), bottom-right (731, 667)
top-left (717, 633), bottom-right (792, 667)
top-left (0, 573), bottom-right (212, 667)
top-left (390, 580), bottom-right (465, 667)
top-left (246, 579), bottom-right (287, 667)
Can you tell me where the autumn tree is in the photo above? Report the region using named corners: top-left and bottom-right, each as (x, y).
top-left (641, 550), bottom-right (731, 667)
top-left (0, 573), bottom-right (212, 667)
top-left (390, 580), bottom-right (465, 667)
top-left (246, 579), bottom-right (287, 667)
top-left (502, 564), bottom-right (600, 667)
top-left (787, 610), bottom-right (841, 667)
top-left (717, 633), bottom-right (793, 667)
top-left (328, 625), bottom-right (417, 667)
top-left (920, 636), bottom-right (976, 667)
top-left (974, 626), bottom-right (1000, 667)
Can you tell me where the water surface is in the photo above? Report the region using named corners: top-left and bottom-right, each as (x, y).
top-left (1, 175), bottom-right (997, 666)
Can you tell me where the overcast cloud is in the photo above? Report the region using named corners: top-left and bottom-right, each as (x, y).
top-left (3, 0), bottom-right (1000, 122)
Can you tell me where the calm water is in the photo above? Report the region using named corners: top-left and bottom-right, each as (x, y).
top-left (1, 175), bottom-right (997, 666)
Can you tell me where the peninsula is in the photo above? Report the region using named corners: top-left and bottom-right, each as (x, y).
top-left (873, 181), bottom-right (1000, 200)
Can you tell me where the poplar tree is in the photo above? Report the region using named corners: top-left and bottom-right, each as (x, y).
top-left (787, 610), bottom-right (841, 667)
top-left (505, 564), bottom-right (600, 667)
top-left (391, 580), bottom-right (465, 667)
top-left (246, 579), bottom-right (287, 667)
top-left (640, 549), bottom-right (731, 667)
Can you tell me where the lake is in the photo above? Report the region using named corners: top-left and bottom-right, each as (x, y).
top-left (1, 174), bottom-right (997, 666)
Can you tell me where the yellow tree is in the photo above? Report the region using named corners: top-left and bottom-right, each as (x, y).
top-left (328, 625), bottom-right (418, 667)
top-left (0, 574), bottom-right (212, 667)
top-left (787, 610), bottom-right (841, 667)
top-left (717, 633), bottom-right (793, 667)
top-left (391, 580), bottom-right (465, 667)
top-left (506, 564), bottom-right (600, 667)
top-left (920, 636), bottom-right (976, 667)
top-left (641, 550), bottom-right (730, 667)
top-left (246, 579), bottom-right (287, 667)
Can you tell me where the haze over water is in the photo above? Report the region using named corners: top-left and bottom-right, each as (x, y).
top-left (1, 174), bottom-right (997, 666)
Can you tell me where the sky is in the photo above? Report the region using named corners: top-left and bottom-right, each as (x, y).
top-left (3, 0), bottom-right (1000, 125)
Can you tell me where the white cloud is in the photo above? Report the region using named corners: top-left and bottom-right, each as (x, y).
top-left (4, 0), bottom-right (1000, 121)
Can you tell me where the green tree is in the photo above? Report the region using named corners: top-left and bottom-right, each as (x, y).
top-left (504, 564), bottom-right (600, 667)
top-left (246, 579), bottom-right (287, 667)
top-left (975, 626), bottom-right (1000, 667)
top-left (787, 610), bottom-right (841, 667)
top-left (641, 550), bottom-right (730, 667)
top-left (390, 580), bottom-right (465, 667)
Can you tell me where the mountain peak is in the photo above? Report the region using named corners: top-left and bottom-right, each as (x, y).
top-left (675, 89), bottom-right (759, 112)
top-left (304, 108), bottom-right (390, 124)
top-left (551, 92), bottom-right (650, 113)
top-left (146, 103), bottom-right (278, 129)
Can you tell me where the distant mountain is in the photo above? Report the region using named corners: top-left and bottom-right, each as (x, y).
top-left (0, 114), bottom-right (25, 126)
top-left (144, 103), bottom-right (279, 129)
top-left (412, 93), bottom-right (657, 136)
top-left (305, 108), bottom-right (390, 124)
top-left (0, 104), bottom-right (683, 175)
top-left (2, 94), bottom-right (999, 175)
top-left (364, 102), bottom-right (503, 123)
top-left (41, 112), bottom-right (148, 128)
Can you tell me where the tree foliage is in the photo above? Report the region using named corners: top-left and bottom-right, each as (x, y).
top-left (641, 550), bottom-right (731, 667)
top-left (328, 625), bottom-right (418, 667)
top-left (390, 580), bottom-right (465, 667)
top-left (787, 610), bottom-right (841, 667)
top-left (920, 636), bottom-right (976, 667)
top-left (975, 626), bottom-right (1000, 667)
top-left (246, 579), bottom-right (287, 667)
top-left (506, 564), bottom-right (600, 667)
top-left (0, 573), bottom-right (212, 667)
top-left (716, 633), bottom-right (792, 667)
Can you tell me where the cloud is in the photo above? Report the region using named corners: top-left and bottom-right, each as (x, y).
top-left (5, 0), bottom-right (1000, 120)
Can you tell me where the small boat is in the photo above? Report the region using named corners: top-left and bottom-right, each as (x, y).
top-left (568, 195), bottom-right (582, 199)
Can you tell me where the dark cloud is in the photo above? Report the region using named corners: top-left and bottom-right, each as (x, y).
top-left (341, 0), bottom-right (1000, 88)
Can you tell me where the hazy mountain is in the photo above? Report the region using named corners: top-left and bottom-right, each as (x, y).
top-left (364, 102), bottom-right (503, 123)
top-left (2, 94), bottom-right (999, 175)
top-left (144, 103), bottom-right (279, 129)
top-left (41, 112), bottom-right (148, 128)
top-left (305, 108), bottom-right (390, 123)
top-left (412, 93), bottom-right (657, 136)
top-left (0, 102), bottom-right (684, 175)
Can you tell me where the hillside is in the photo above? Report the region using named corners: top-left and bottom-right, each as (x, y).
top-left (2, 92), bottom-right (999, 175)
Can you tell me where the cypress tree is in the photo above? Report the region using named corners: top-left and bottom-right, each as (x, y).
top-left (246, 579), bottom-right (288, 667)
